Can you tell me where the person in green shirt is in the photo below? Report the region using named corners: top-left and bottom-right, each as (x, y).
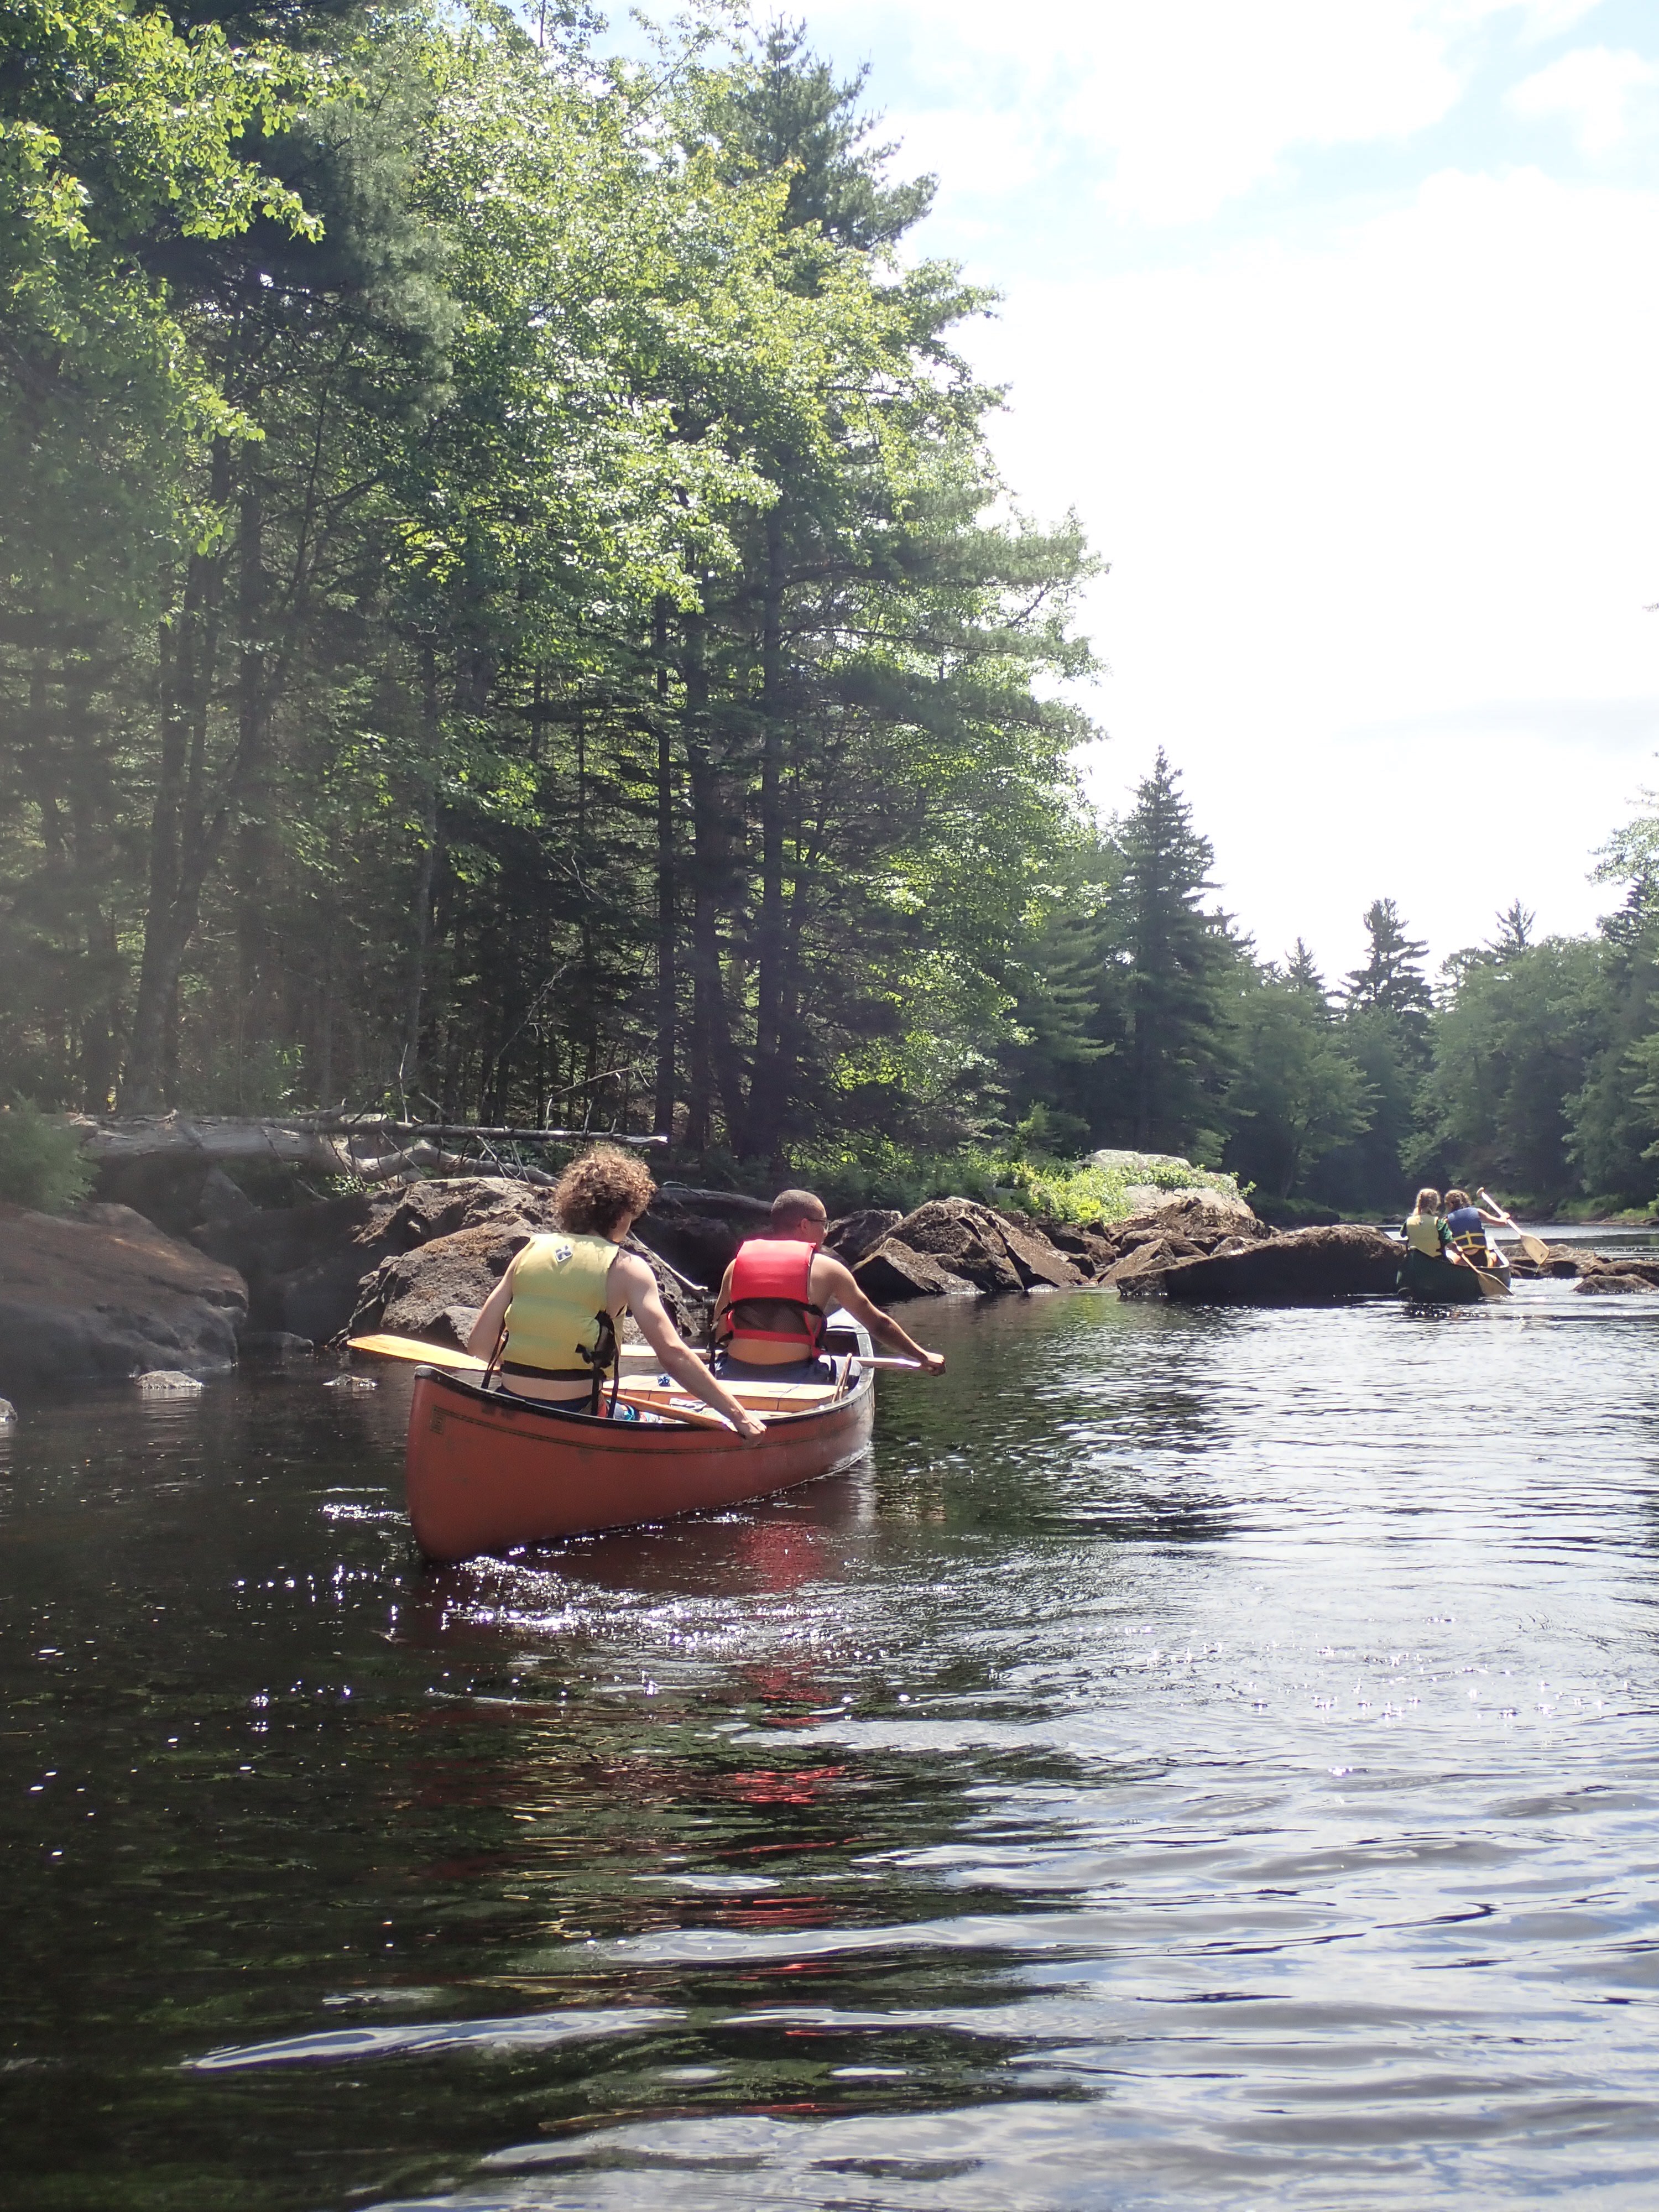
top-left (1404, 1187), bottom-right (1451, 1262)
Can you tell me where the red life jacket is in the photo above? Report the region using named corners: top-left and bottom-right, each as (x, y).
top-left (717, 1239), bottom-right (825, 1362)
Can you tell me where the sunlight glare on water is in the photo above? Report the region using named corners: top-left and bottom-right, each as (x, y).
top-left (2, 1277), bottom-right (1657, 2209)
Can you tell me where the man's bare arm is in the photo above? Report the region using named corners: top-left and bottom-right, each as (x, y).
top-left (811, 1254), bottom-right (945, 1371)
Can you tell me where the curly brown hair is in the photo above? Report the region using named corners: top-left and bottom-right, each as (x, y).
top-left (552, 1144), bottom-right (657, 1238)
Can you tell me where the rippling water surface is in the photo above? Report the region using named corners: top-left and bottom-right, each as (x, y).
top-left (3, 1280), bottom-right (1658, 2209)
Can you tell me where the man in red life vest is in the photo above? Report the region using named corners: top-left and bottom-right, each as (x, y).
top-left (711, 1189), bottom-right (946, 1383)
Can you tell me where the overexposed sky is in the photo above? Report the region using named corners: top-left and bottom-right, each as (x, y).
top-left (611, 1), bottom-right (1659, 980)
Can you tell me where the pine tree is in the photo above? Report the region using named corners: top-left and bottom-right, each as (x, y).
top-left (701, 20), bottom-right (935, 251)
top-left (1285, 937), bottom-right (1327, 995)
top-left (1104, 750), bottom-right (1238, 1154)
top-left (1314, 898), bottom-right (1433, 1209)
top-left (1489, 901), bottom-right (1535, 957)
top-left (1226, 966), bottom-right (1371, 1201)
top-left (1343, 898), bottom-right (1431, 1016)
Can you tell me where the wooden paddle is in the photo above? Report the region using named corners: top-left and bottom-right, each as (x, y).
top-left (615, 1391), bottom-right (739, 1432)
top-left (1477, 1189), bottom-right (1549, 1264)
top-left (1446, 1250), bottom-right (1511, 1300)
top-left (346, 1332), bottom-right (743, 1430)
top-left (348, 1333), bottom-right (483, 1370)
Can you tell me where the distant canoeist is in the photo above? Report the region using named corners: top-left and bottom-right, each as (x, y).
top-left (1404, 1186), bottom-right (1452, 1266)
top-left (466, 1145), bottom-right (765, 1438)
top-left (1399, 1183), bottom-right (1506, 1301)
top-left (1442, 1188), bottom-right (1507, 1276)
top-left (712, 1188), bottom-right (946, 1384)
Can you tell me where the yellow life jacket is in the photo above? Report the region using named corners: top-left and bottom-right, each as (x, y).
top-left (1405, 1211), bottom-right (1444, 1258)
top-left (500, 1233), bottom-right (619, 1402)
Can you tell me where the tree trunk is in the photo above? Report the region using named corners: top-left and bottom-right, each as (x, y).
top-left (126, 491), bottom-right (227, 1110)
top-left (652, 600), bottom-right (677, 1139)
top-left (401, 641), bottom-right (441, 1103)
top-left (680, 611), bottom-right (749, 1154)
top-left (747, 505), bottom-right (788, 1151)
top-left (233, 488), bottom-right (272, 1062)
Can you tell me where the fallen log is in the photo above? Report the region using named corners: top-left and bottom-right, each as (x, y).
top-left (296, 1117), bottom-right (666, 1147)
top-left (62, 1114), bottom-right (648, 1182)
top-left (67, 1113), bottom-right (353, 1175)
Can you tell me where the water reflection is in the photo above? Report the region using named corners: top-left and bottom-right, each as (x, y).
top-left (2, 1278), bottom-right (1658, 2208)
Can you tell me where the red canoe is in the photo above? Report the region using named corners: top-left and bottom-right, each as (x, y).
top-left (404, 1355), bottom-right (877, 1561)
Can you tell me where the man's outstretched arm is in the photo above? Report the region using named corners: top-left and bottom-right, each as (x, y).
top-left (812, 1254), bottom-right (945, 1372)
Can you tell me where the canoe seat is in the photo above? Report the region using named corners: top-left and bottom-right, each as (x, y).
top-left (624, 1378), bottom-right (845, 1416)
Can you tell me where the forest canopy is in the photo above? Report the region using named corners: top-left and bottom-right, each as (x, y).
top-left (3, 0), bottom-right (1656, 1219)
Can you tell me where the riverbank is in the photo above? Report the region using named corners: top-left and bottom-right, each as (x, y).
top-left (8, 1161), bottom-right (1650, 1405)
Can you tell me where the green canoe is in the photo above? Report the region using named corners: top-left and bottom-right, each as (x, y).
top-left (1399, 1245), bottom-right (1509, 1303)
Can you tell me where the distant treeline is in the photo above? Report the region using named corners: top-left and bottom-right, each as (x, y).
top-left (1007, 757), bottom-right (1659, 1221)
top-left (3, 1), bottom-right (1655, 1216)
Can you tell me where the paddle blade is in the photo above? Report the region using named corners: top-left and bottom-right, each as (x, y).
top-left (348, 1333), bottom-right (485, 1372)
top-left (1474, 1269), bottom-right (1511, 1300)
top-left (1516, 1231), bottom-right (1550, 1264)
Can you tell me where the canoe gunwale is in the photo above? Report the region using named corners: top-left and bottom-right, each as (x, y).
top-left (409, 1359), bottom-right (868, 1432)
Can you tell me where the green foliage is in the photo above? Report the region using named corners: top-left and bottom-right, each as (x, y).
top-left (1225, 967), bottom-right (1371, 1200)
top-left (1000, 755), bottom-right (1241, 1164)
top-left (699, 18), bottom-right (935, 251)
top-left (1107, 750), bottom-right (1240, 1154)
top-left (1, 6), bottom-right (1098, 1141)
top-left (788, 1130), bottom-right (1241, 1223)
top-left (1411, 932), bottom-right (1605, 1204)
top-left (0, 1100), bottom-right (93, 1212)
top-left (1004, 1152), bottom-right (1244, 1225)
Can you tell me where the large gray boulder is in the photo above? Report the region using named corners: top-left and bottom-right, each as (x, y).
top-left (1147, 1223), bottom-right (1404, 1305)
top-left (192, 1176), bottom-right (564, 1342)
top-left (349, 1218), bottom-right (706, 1349)
top-left (850, 1241), bottom-right (981, 1302)
top-left (633, 1184), bottom-right (770, 1290)
top-left (852, 1198), bottom-right (1084, 1302)
top-left (823, 1208), bottom-right (902, 1267)
top-left (1118, 1183), bottom-right (1259, 1226)
top-left (0, 1202), bottom-right (247, 1395)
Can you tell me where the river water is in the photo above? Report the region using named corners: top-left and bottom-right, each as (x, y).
top-left (3, 1275), bottom-right (1658, 2210)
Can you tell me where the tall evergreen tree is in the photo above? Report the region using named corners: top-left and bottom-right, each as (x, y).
top-left (1103, 750), bottom-right (1238, 1155)
top-left (701, 18), bottom-right (935, 251)
top-left (1343, 898), bottom-right (1432, 1018)
top-left (1313, 897), bottom-right (1433, 1210)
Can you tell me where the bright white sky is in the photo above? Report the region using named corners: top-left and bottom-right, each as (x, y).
top-left (610, 0), bottom-right (1659, 982)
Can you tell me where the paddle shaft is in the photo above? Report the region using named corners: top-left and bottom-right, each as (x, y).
top-left (348, 1334), bottom-right (763, 1429)
top-left (1477, 1189), bottom-right (1549, 1264)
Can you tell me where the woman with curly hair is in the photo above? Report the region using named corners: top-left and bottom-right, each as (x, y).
top-left (466, 1145), bottom-right (764, 1438)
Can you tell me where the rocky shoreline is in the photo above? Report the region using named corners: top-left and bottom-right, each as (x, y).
top-left (0, 1168), bottom-right (1647, 1401)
